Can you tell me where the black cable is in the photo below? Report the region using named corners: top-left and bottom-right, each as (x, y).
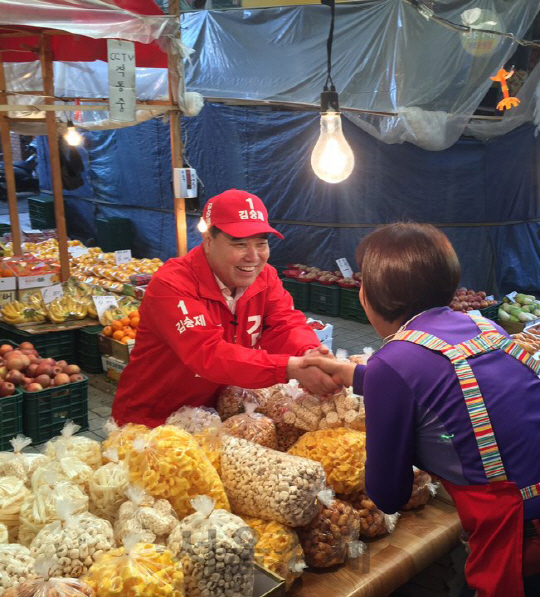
top-left (321, 0), bottom-right (336, 91)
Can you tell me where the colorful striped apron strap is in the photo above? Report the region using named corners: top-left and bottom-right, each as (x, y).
top-left (521, 483), bottom-right (540, 500)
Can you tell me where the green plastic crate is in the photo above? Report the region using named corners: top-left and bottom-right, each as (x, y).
top-left (23, 376), bottom-right (89, 445)
top-left (76, 348), bottom-right (104, 373)
top-left (75, 326), bottom-right (104, 373)
top-left (282, 278), bottom-right (311, 312)
top-left (28, 195), bottom-right (56, 230)
top-left (0, 387), bottom-right (23, 451)
top-left (339, 287), bottom-right (370, 323)
top-left (479, 301), bottom-right (501, 323)
top-left (309, 283), bottom-right (341, 316)
top-left (0, 323), bottom-right (76, 361)
top-left (96, 217), bottom-right (132, 252)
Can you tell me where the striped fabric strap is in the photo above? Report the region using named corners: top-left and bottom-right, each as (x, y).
top-left (521, 483), bottom-right (540, 500)
top-left (391, 329), bottom-right (507, 482)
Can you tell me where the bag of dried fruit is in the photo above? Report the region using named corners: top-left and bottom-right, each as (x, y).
top-left (401, 468), bottom-right (439, 511)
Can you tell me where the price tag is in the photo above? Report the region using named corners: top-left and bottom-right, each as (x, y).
top-left (336, 258), bottom-right (354, 279)
top-left (506, 291), bottom-right (517, 303)
top-left (486, 295), bottom-right (494, 301)
top-left (68, 246), bottom-right (89, 258)
top-left (41, 284), bottom-right (64, 305)
top-left (115, 250), bottom-right (132, 265)
top-left (92, 295), bottom-right (118, 323)
top-left (524, 317), bottom-right (540, 330)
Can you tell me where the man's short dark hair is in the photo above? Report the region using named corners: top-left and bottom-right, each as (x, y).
top-left (208, 226), bottom-right (269, 242)
top-left (355, 222), bottom-right (461, 323)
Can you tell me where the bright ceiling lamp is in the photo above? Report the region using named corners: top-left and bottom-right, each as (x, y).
top-left (197, 217), bottom-right (208, 233)
top-left (64, 120), bottom-right (83, 147)
top-left (311, 0), bottom-right (354, 184)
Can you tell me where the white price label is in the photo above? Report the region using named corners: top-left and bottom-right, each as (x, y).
top-left (486, 295), bottom-right (494, 301)
top-left (92, 295), bottom-right (119, 323)
top-left (68, 246), bottom-right (89, 258)
top-left (525, 317), bottom-right (540, 330)
top-left (115, 250), bottom-right (132, 265)
top-left (41, 284), bottom-right (64, 305)
top-left (506, 291), bottom-right (517, 303)
top-left (336, 258), bottom-right (354, 279)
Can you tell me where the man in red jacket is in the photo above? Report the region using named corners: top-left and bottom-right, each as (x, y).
top-left (112, 189), bottom-right (338, 427)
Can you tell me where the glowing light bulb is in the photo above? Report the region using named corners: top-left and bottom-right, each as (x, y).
top-left (197, 218), bottom-right (208, 233)
top-left (311, 91), bottom-right (354, 184)
top-left (64, 125), bottom-right (82, 147)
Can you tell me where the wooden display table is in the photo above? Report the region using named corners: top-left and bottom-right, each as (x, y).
top-left (289, 497), bottom-right (461, 597)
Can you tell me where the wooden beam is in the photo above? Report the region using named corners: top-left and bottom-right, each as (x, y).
top-left (39, 34), bottom-right (70, 281)
top-left (0, 57), bottom-right (22, 255)
top-left (0, 104), bottom-right (176, 112)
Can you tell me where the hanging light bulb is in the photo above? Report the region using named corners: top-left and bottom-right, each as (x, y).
top-left (64, 120), bottom-right (83, 146)
top-left (311, 90), bottom-right (354, 184)
top-left (197, 217), bottom-right (208, 233)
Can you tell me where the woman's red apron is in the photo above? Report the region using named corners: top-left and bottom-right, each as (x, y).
top-left (391, 313), bottom-right (540, 597)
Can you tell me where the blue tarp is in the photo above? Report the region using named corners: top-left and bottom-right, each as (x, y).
top-left (36, 105), bottom-right (540, 295)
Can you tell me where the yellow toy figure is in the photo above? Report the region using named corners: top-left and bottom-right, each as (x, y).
top-left (490, 68), bottom-right (521, 111)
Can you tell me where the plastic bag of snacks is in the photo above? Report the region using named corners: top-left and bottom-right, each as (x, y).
top-left (221, 436), bottom-right (327, 527)
top-left (45, 422), bottom-right (101, 471)
top-left (32, 445), bottom-right (93, 493)
top-left (0, 476), bottom-right (30, 542)
top-left (288, 428), bottom-right (366, 495)
top-left (168, 496), bottom-right (254, 597)
top-left (88, 449), bottom-right (129, 523)
top-left (192, 428), bottom-right (222, 476)
top-left (166, 406), bottom-right (221, 435)
top-left (18, 477), bottom-right (89, 547)
top-left (0, 544), bottom-right (36, 597)
top-left (348, 347), bottom-right (374, 365)
top-left (221, 403), bottom-right (278, 449)
top-left (4, 557), bottom-right (95, 597)
top-left (401, 468), bottom-right (439, 511)
top-left (0, 523), bottom-right (8, 544)
top-left (297, 493), bottom-right (364, 568)
top-left (30, 499), bottom-right (114, 577)
top-left (216, 386), bottom-right (267, 420)
top-left (0, 436), bottom-right (49, 486)
top-left (242, 516), bottom-right (305, 589)
top-left (126, 426), bottom-right (229, 519)
top-left (101, 420), bottom-right (149, 463)
top-left (114, 486), bottom-right (178, 545)
top-left (337, 492), bottom-right (388, 539)
top-left (84, 533), bottom-right (184, 597)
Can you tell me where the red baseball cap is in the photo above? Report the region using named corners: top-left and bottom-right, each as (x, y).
top-left (202, 189), bottom-right (284, 239)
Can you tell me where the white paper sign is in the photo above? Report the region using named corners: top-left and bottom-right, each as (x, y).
top-left (115, 249), bottom-right (132, 265)
top-left (336, 258), bottom-right (354, 279)
top-left (486, 295), bottom-right (494, 301)
top-left (107, 40), bottom-right (136, 122)
top-left (41, 284), bottom-right (63, 305)
top-left (92, 295), bottom-right (118, 323)
top-left (68, 246), bottom-right (89, 258)
top-left (506, 291), bottom-right (517, 303)
top-left (173, 168), bottom-right (198, 199)
top-left (524, 318), bottom-right (540, 330)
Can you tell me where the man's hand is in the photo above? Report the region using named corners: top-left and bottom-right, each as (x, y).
top-left (301, 355), bottom-right (357, 387)
top-left (287, 356), bottom-right (342, 395)
top-left (303, 345), bottom-right (335, 358)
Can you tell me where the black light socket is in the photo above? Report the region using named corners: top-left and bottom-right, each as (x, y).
top-left (320, 90), bottom-right (340, 113)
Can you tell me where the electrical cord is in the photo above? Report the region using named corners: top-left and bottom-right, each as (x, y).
top-left (321, 0), bottom-right (336, 92)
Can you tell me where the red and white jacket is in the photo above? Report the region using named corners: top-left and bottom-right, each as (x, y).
top-left (112, 245), bottom-right (319, 427)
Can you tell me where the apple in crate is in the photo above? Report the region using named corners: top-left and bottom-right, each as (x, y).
top-left (0, 381), bottom-right (15, 397)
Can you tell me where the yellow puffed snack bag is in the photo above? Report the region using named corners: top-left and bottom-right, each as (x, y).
top-left (242, 516), bottom-right (305, 589)
top-left (288, 428), bottom-right (366, 495)
top-left (84, 534), bottom-right (184, 597)
top-left (192, 428), bottom-right (222, 476)
top-left (102, 420), bottom-right (149, 463)
top-left (126, 425), bottom-right (229, 519)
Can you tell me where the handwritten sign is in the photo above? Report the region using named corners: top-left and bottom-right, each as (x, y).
top-left (93, 295), bottom-right (118, 324)
top-left (336, 258), bottom-right (354, 279)
top-left (41, 284), bottom-right (64, 305)
top-left (115, 249), bottom-right (132, 265)
top-left (506, 291), bottom-right (517, 303)
top-left (107, 40), bottom-right (136, 122)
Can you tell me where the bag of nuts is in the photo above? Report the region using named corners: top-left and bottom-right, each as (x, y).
top-left (114, 486), bottom-right (178, 545)
top-left (288, 428), bottom-right (366, 495)
top-left (45, 422), bottom-right (101, 471)
top-left (337, 492), bottom-right (387, 539)
top-left (401, 468), bottom-right (439, 511)
top-left (0, 544), bottom-right (36, 597)
top-left (167, 495), bottom-right (255, 597)
top-left (88, 449), bottom-right (129, 523)
top-left (166, 406), bottom-right (221, 435)
top-left (297, 493), bottom-right (365, 568)
top-left (221, 403), bottom-right (278, 449)
top-left (221, 436), bottom-right (327, 527)
top-left (0, 436), bottom-right (49, 487)
top-left (216, 386), bottom-right (267, 421)
top-left (4, 556), bottom-right (95, 597)
top-left (84, 533), bottom-right (184, 597)
top-left (242, 516), bottom-right (306, 589)
top-left (0, 476), bottom-right (30, 543)
top-left (29, 498), bottom-right (114, 578)
top-left (126, 426), bottom-right (229, 520)
top-left (101, 420), bottom-right (149, 463)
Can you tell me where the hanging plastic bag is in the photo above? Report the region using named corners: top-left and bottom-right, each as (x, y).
top-left (288, 428), bottom-right (366, 495)
top-left (166, 406), bottom-right (221, 435)
top-left (401, 468), bottom-right (439, 511)
top-left (0, 476), bottom-right (30, 542)
top-left (126, 425), bottom-right (229, 519)
top-left (88, 448), bottom-right (129, 523)
top-left (45, 422), bottom-right (101, 471)
top-left (221, 402), bottom-right (278, 449)
top-left (101, 420), bottom-right (149, 462)
top-left (114, 486), bottom-right (178, 545)
top-left (0, 544), bottom-right (36, 597)
top-left (221, 436), bottom-right (327, 527)
top-left (168, 496), bottom-right (255, 597)
top-left (0, 435), bottom-right (49, 486)
top-left (84, 533), bottom-right (184, 597)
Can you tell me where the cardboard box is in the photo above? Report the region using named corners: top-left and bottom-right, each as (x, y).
top-left (0, 276), bottom-right (16, 291)
top-left (307, 318), bottom-right (333, 348)
top-left (98, 334), bottom-right (134, 363)
top-left (0, 290), bottom-right (15, 307)
top-left (101, 355), bottom-right (127, 382)
top-left (17, 272), bottom-right (60, 290)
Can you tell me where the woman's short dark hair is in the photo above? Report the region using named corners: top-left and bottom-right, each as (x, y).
top-left (355, 223), bottom-right (461, 323)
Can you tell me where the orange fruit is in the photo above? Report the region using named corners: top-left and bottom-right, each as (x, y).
top-left (130, 317), bottom-right (140, 329)
top-left (121, 336), bottom-right (131, 344)
top-left (126, 330), bottom-right (136, 339)
top-left (112, 330), bottom-right (124, 341)
top-left (122, 326), bottom-right (133, 334)
top-left (111, 320), bottom-right (123, 331)
top-left (128, 310), bottom-right (139, 319)
top-left (120, 317), bottom-right (130, 327)
top-left (103, 326), bottom-right (113, 337)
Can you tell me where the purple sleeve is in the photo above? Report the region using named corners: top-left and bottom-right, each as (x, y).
top-left (352, 364), bottom-right (367, 394)
top-left (363, 356), bottom-right (415, 513)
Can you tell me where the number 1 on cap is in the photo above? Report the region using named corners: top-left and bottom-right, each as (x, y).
top-left (246, 197), bottom-right (255, 211)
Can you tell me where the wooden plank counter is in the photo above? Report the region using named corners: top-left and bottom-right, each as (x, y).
top-left (289, 498), bottom-right (461, 597)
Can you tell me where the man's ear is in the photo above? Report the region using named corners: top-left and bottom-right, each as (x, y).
top-left (202, 233), bottom-right (211, 254)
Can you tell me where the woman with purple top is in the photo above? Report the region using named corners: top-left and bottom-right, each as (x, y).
top-left (304, 223), bottom-right (540, 597)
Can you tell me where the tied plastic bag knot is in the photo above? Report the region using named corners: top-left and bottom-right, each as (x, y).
top-left (60, 421), bottom-right (81, 438)
top-left (288, 559), bottom-right (307, 573)
top-left (384, 513), bottom-right (400, 533)
top-left (131, 437), bottom-right (148, 454)
top-left (10, 434), bottom-right (32, 454)
top-left (102, 448), bottom-right (119, 464)
top-left (347, 540), bottom-right (366, 559)
top-left (244, 402), bottom-right (258, 417)
top-left (33, 554), bottom-right (54, 580)
top-left (317, 488), bottom-right (335, 508)
top-left (123, 532), bottom-right (144, 554)
top-left (335, 348), bottom-right (349, 360)
top-left (178, 91), bottom-right (204, 117)
top-left (190, 495), bottom-right (215, 519)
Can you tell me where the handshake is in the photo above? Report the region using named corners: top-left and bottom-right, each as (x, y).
top-left (286, 345), bottom-right (362, 396)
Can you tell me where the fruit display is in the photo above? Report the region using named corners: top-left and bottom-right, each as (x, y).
top-left (449, 287), bottom-right (498, 312)
top-left (498, 294), bottom-right (540, 324)
top-left (101, 309), bottom-right (139, 343)
top-left (0, 300), bottom-right (46, 326)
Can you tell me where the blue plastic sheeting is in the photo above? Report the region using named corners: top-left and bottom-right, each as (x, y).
top-left (35, 108), bottom-right (540, 295)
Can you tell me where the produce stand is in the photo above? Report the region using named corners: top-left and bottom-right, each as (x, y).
top-left (290, 497), bottom-right (461, 597)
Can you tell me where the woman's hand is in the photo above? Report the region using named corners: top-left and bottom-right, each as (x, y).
top-left (301, 355), bottom-right (357, 387)
top-left (286, 356), bottom-right (342, 395)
